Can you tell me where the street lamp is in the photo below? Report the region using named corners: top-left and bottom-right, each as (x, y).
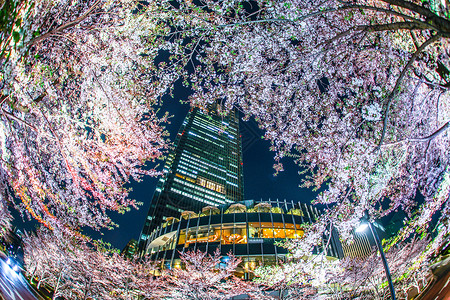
top-left (356, 210), bottom-right (396, 300)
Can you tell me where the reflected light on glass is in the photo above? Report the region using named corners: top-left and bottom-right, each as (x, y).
top-left (355, 223), bottom-right (369, 233)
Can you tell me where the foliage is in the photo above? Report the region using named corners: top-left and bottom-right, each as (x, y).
top-left (0, 0), bottom-right (171, 234)
top-left (258, 236), bottom-right (430, 299)
top-left (0, 199), bottom-right (11, 240)
top-left (23, 228), bottom-right (164, 299)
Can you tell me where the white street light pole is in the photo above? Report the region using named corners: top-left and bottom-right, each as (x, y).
top-left (356, 210), bottom-right (396, 300)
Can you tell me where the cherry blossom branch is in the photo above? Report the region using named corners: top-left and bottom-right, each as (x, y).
top-left (188, 30), bottom-right (209, 72)
top-left (1, 109), bottom-right (37, 131)
top-left (383, 0), bottom-right (450, 33)
top-left (376, 34), bottom-right (441, 151)
top-left (29, 0), bottom-right (102, 45)
top-left (91, 70), bottom-right (135, 133)
top-left (0, 95), bottom-right (9, 106)
top-left (318, 28), bottom-right (359, 47)
top-left (79, 11), bottom-right (124, 29)
top-left (341, 4), bottom-right (438, 30)
top-left (164, 1), bottom-right (439, 45)
top-left (408, 73), bottom-right (450, 89)
top-left (45, 33), bottom-right (85, 48)
top-left (213, 5), bottom-right (436, 31)
top-left (381, 120), bottom-right (450, 146)
top-left (320, 21), bottom-right (430, 49)
top-left (361, 21), bottom-right (432, 32)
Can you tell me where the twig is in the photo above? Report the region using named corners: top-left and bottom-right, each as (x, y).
top-left (0, 95), bottom-right (9, 106)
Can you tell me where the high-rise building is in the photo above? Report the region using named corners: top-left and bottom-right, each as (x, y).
top-left (138, 106), bottom-right (244, 252)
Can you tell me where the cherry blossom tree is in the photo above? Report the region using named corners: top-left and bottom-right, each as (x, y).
top-left (306, 237), bottom-right (429, 298)
top-left (253, 261), bottom-right (319, 299)
top-left (0, 200), bottom-right (11, 239)
top-left (117, 256), bottom-right (167, 299)
top-left (1, 0), bottom-right (173, 233)
top-left (5, 1), bottom-right (450, 296)
top-left (4, 0), bottom-right (447, 251)
top-left (331, 239), bottom-right (430, 299)
top-left (23, 230), bottom-right (75, 299)
top-left (162, 249), bottom-right (255, 300)
top-left (23, 228), bottom-right (166, 299)
top-left (147, 0), bottom-right (450, 255)
top-left (0, 147), bottom-right (12, 239)
top-left (253, 237), bottom-right (430, 299)
top-left (385, 238), bottom-right (431, 299)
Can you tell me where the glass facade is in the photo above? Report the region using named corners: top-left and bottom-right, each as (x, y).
top-left (342, 231), bottom-right (374, 258)
top-left (144, 200), bottom-right (344, 277)
top-left (138, 105), bottom-right (244, 252)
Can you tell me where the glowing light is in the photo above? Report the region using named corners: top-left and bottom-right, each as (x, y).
top-left (355, 223), bottom-right (369, 233)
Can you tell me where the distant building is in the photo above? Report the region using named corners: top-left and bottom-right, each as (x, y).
top-left (341, 232), bottom-right (373, 258)
top-left (341, 222), bottom-right (391, 258)
top-left (121, 239), bottom-right (138, 259)
top-left (138, 105), bottom-right (244, 253)
top-left (143, 199), bottom-right (343, 278)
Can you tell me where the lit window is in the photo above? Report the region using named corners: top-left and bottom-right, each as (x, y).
top-left (206, 181), bottom-right (215, 190)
